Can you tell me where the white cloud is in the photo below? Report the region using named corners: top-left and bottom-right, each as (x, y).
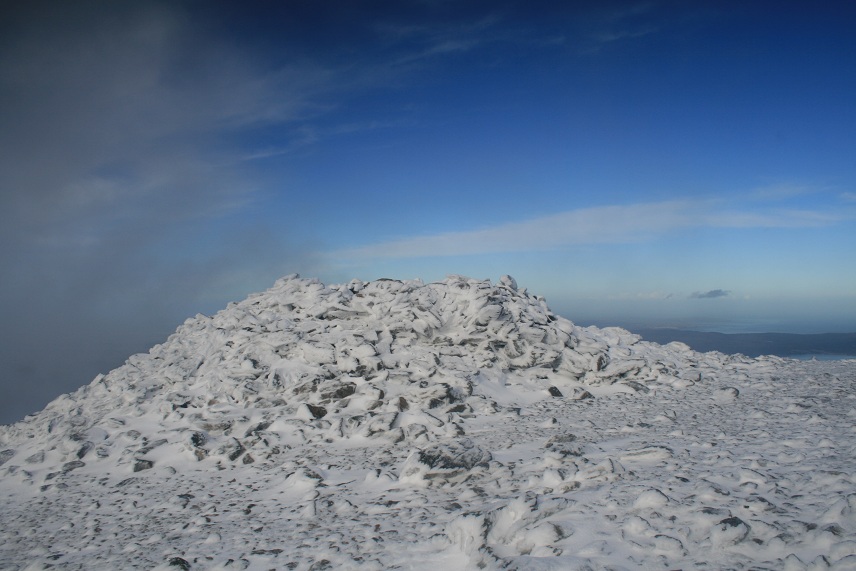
top-left (749, 183), bottom-right (815, 200)
top-left (701, 208), bottom-right (843, 228)
top-left (593, 26), bottom-right (658, 45)
top-left (332, 201), bottom-right (691, 259)
top-left (330, 199), bottom-right (846, 261)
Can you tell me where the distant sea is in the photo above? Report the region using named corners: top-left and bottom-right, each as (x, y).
top-left (623, 329), bottom-right (856, 360)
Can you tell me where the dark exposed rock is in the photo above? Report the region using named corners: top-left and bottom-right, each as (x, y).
top-left (177, 494), bottom-right (194, 508)
top-left (545, 433), bottom-right (582, 457)
top-left (198, 421), bottom-right (232, 433)
top-left (190, 431), bottom-right (207, 448)
top-left (133, 459), bottom-right (154, 472)
top-left (573, 389), bottom-right (594, 400)
top-left (402, 438), bottom-right (492, 482)
top-left (306, 404), bottom-right (327, 419)
top-left (62, 460), bottom-right (85, 472)
top-left (720, 516), bottom-right (746, 527)
top-left (321, 382), bottom-right (357, 401)
top-left (364, 413), bottom-right (397, 436)
top-left (138, 439), bottom-right (168, 455)
top-left (76, 441), bottom-right (94, 459)
top-left (244, 421), bottom-right (272, 437)
top-left (623, 381), bottom-right (649, 393)
top-left (251, 549), bottom-right (283, 555)
top-left (823, 523), bottom-right (845, 536)
top-left (398, 397), bottom-right (409, 411)
top-left (545, 434), bottom-right (577, 448)
top-left (0, 449), bottom-right (16, 467)
top-left (293, 379), bottom-right (319, 395)
top-left (713, 516), bottom-right (751, 545)
top-left (168, 556), bottom-right (191, 570)
top-left (219, 438), bottom-right (246, 461)
top-left (548, 386), bottom-right (563, 398)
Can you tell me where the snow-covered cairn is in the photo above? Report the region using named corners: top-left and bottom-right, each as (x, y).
top-left (1, 275), bottom-right (703, 476)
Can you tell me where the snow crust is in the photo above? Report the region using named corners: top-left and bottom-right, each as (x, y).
top-left (1, 274), bottom-right (854, 570)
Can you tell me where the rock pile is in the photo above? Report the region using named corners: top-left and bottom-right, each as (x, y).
top-left (1, 275), bottom-right (707, 483)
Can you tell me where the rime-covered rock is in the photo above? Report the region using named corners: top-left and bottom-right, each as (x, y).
top-left (0, 275), bottom-right (722, 478)
top-left (0, 274), bottom-right (853, 571)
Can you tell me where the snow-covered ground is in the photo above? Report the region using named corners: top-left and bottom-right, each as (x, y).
top-left (1, 275), bottom-right (854, 570)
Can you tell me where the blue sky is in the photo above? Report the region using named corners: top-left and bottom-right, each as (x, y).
top-left (1, 1), bottom-right (854, 422)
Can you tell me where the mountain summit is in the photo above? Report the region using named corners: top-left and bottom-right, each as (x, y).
top-left (0, 275), bottom-right (704, 472)
top-left (2, 275), bottom-right (853, 570)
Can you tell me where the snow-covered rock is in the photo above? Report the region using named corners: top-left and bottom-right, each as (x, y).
top-left (1, 274), bottom-right (854, 570)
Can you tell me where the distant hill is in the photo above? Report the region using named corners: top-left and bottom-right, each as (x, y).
top-left (633, 329), bottom-right (856, 358)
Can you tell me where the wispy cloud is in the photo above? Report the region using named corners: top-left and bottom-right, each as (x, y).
top-left (701, 208), bottom-right (843, 228)
top-left (383, 14), bottom-right (500, 66)
top-left (332, 201), bottom-right (691, 259)
top-left (580, 2), bottom-right (660, 53)
top-left (592, 26), bottom-right (658, 45)
top-left (689, 289), bottom-right (731, 299)
top-left (241, 119), bottom-right (411, 162)
top-left (330, 199), bottom-right (846, 261)
top-left (750, 183), bottom-right (816, 201)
